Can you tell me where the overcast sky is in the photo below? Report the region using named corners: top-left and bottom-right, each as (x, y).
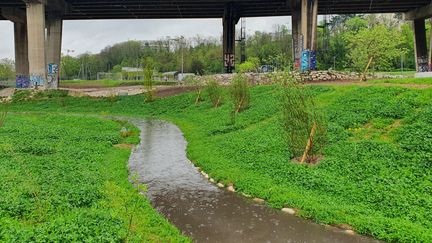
top-left (0, 16), bottom-right (291, 60)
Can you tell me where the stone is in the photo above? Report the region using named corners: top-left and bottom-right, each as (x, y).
top-left (217, 183), bottom-right (224, 188)
top-left (281, 208), bottom-right (296, 215)
top-left (227, 185), bottom-right (235, 192)
top-left (209, 178), bottom-right (215, 183)
top-left (253, 198), bottom-right (265, 203)
top-left (200, 171), bottom-right (209, 179)
top-left (344, 230), bottom-right (356, 235)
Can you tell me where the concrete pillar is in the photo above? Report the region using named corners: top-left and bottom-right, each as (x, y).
top-left (46, 17), bottom-right (62, 89)
top-left (291, 4), bottom-right (301, 69)
top-left (14, 22), bottom-right (30, 88)
top-left (300, 0), bottom-right (309, 50)
top-left (223, 3), bottom-right (237, 73)
top-left (413, 18), bottom-right (429, 72)
top-left (429, 18), bottom-right (432, 70)
top-left (310, 0), bottom-right (318, 70)
top-left (297, 0), bottom-right (318, 71)
top-left (26, 1), bottom-right (46, 88)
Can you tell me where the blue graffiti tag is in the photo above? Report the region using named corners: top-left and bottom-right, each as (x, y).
top-left (16, 75), bottom-right (30, 88)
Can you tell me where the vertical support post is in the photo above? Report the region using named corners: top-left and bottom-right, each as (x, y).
top-left (291, 1), bottom-right (301, 70)
top-left (46, 17), bottom-right (63, 89)
top-left (310, 0), bottom-right (318, 70)
top-left (223, 3), bottom-right (237, 73)
top-left (14, 22), bottom-right (30, 88)
top-left (300, 0), bottom-right (309, 50)
top-left (413, 18), bottom-right (428, 72)
top-left (429, 18), bottom-right (432, 70)
top-left (26, 1), bottom-right (46, 88)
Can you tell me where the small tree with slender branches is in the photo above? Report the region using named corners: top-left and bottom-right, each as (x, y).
top-left (279, 72), bottom-right (326, 164)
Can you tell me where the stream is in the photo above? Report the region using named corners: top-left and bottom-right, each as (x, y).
top-left (127, 118), bottom-right (381, 243)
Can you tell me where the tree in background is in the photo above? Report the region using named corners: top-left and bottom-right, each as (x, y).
top-left (0, 59), bottom-right (15, 81)
top-left (345, 24), bottom-right (405, 80)
top-left (143, 65), bottom-right (154, 103)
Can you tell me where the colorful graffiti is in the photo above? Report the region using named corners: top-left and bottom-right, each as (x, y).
top-left (16, 75), bottom-right (30, 88)
top-left (301, 50), bottom-right (310, 72)
top-left (47, 63), bottom-right (59, 88)
top-left (310, 51), bottom-right (317, 70)
top-left (30, 74), bottom-right (44, 87)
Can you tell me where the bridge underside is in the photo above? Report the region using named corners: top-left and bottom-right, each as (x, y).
top-left (1, 0), bottom-right (432, 88)
top-left (0, 0), bottom-right (430, 20)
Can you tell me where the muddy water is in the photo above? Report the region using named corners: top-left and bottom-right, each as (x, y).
top-left (127, 119), bottom-right (380, 243)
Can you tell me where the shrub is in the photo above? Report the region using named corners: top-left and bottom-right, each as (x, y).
top-left (143, 67), bottom-right (154, 103)
top-left (12, 90), bottom-right (32, 102)
top-left (230, 74), bottom-right (250, 120)
top-left (279, 72), bottom-right (326, 163)
top-left (206, 78), bottom-right (223, 108)
top-left (0, 101), bottom-right (8, 128)
top-left (184, 76), bottom-right (204, 104)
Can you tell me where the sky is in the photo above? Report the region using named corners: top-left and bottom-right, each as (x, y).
top-left (0, 16), bottom-right (291, 60)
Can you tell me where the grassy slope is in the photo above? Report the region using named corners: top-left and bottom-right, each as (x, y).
top-left (5, 84), bottom-right (432, 242)
top-left (0, 114), bottom-right (189, 242)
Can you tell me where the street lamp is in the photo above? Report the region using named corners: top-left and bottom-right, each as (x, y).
top-left (169, 36), bottom-right (185, 78)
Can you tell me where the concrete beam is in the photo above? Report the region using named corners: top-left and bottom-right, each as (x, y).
top-left (404, 3), bottom-right (432, 20)
top-left (1, 7), bottom-right (26, 23)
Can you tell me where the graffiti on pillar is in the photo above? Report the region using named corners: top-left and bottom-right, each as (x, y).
top-left (16, 75), bottom-right (30, 88)
top-left (30, 74), bottom-right (44, 88)
top-left (47, 63), bottom-right (59, 88)
top-left (417, 56), bottom-right (429, 72)
top-left (301, 50), bottom-right (310, 73)
top-left (310, 51), bottom-right (317, 70)
top-left (224, 53), bottom-right (235, 68)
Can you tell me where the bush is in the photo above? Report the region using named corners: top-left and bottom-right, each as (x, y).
top-left (12, 90), bottom-right (32, 102)
top-left (206, 79), bottom-right (223, 108)
top-left (184, 76), bottom-right (204, 104)
top-left (0, 101), bottom-right (8, 128)
top-left (143, 67), bottom-right (154, 103)
top-left (230, 74), bottom-right (250, 120)
top-left (279, 72), bottom-right (326, 162)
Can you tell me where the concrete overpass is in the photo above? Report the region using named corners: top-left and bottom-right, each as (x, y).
top-left (1, 0), bottom-right (432, 88)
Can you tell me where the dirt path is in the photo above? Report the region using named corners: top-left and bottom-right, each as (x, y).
top-left (63, 85), bottom-right (199, 98)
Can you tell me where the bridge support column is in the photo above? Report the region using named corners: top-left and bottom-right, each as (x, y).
top-left (292, 0), bottom-right (318, 71)
top-left (413, 19), bottom-right (429, 72)
top-left (14, 22), bottom-right (30, 88)
top-left (223, 3), bottom-right (238, 73)
top-left (46, 17), bottom-right (63, 89)
top-left (26, 1), bottom-right (47, 89)
top-left (291, 3), bottom-right (301, 69)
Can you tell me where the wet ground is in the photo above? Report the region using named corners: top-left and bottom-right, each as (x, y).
top-left (127, 119), bottom-right (381, 243)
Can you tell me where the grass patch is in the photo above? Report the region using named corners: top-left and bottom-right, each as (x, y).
top-left (0, 113), bottom-right (189, 242)
top-left (3, 84), bottom-right (432, 242)
top-left (368, 77), bottom-right (432, 85)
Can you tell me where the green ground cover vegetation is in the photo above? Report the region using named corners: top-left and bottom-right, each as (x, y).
top-left (3, 82), bottom-right (432, 242)
top-left (0, 113), bottom-right (189, 242)
top-left (368, 77), bottom-right (432, 85)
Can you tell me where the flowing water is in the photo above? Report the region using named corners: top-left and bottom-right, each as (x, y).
top-left (127, 119), bottom-right (381, 243)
